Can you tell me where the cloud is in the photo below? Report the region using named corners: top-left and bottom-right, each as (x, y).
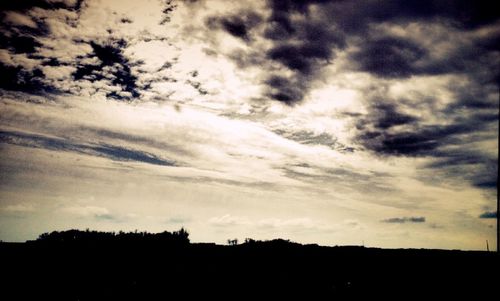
top-left (72, 39), bottom-right (140, 100)
top-left (424, 149), bottom-right (498, 189)
top-left (479, 211), bottom-right (497, 219)
top-left (200, 1), bottom-right (343, 104)
top-left (358, 115), bottom-right (498, 190)
top-left (0, 2), bottom-right (80, 94)
top-left (0, 94), bottom-right (315, 187)
top-left (280, 163), bottom-right (397, 197)
top-left (0, 0), bottom-right (83, 12)
top-left (351, 37), bottom-right (426, 79)
top-left (381, 216), bottom-right (426, 224)
top-left (1, 0), bottom-right (498, 106)
top-left (61, 205), bottom-right (114, 220)
top-left (256, 217), bottom-right (335, 233)
top-left (208, 214), bottom-right (336, 233)
top-left (350, 70), bottom-right (498, 191)
top-left (159, 0), bottom-right (177, 25)
top-left (166, 216), bottom-right (191, 224)
top-left (264, 75), bottom-right (307, 105)
top-left (206, 10), bottom-right (262, 42)
top-left (365, 102), bottom-right (418, 130)
top-left (274, 129), bottom-right (354, 152)
top-left (1, 203), bottom-right (36, 213)
top-left (201, 0), bottom-right (499, 105)
top-left (208, 214), bottom-right (251, 227)
top-left (360, 122), bottom-right (482, 156)
top-left (0, 63), bottom-right (52, 93)
top-left (0, 130), bottom-right (175, 166)
top-left (3, 11), bottom-right (39, 28)
top-left (0, 0), bottom-right (178, 100)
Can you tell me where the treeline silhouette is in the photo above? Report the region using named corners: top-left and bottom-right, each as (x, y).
top-left (36, 228), bottom-right (189, 245)
top-left (1, 229), bottom-right (497, 300)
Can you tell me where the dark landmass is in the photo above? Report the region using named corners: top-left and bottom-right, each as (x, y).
top-left (1, 229), bottom-right (497, 300)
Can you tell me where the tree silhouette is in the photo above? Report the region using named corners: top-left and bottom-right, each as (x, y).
top-left (35, 228), bottom-right (190, 244)
top-left (227, 238), bottom-right (238, 245)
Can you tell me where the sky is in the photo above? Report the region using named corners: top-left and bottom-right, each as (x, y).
top-left (0, 0), bottom-right (498, 250)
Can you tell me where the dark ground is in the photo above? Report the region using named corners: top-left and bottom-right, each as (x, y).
top-left (1, 234), bottom-right (497, 300)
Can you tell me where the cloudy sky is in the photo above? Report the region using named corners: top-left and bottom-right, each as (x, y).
top-left (0, 0), bottom-right (498, 250)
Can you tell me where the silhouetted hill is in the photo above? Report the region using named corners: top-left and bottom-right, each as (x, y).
top-left (1, 229), bottom-right (497, 300)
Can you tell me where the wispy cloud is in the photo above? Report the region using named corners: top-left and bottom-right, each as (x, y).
top-left (1, 203), bottom-right (36, 213)
top-left (166, 216), bottom-right (191, 224)
top-left (60, 205), bottom-right (114, 220)
top-left (381, 217), bottom-right (426, 224)
top-left (0, 130), bottom-right (175, 166)
top-left (208, 214), bottom-right (251, 227)
top-left (208, 214), bottom-right (360, 234)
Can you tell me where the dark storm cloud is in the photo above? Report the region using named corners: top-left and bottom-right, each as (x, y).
top-left (365, 102), bottom-right (418, 130)
top-left (356, 90), bottom-right (498, 190)
top-left (382, 216), bottom-right (426, 224)
top-left (0, 10), bottom-right (47, 93)
top-left (72, 39), bottom-right (140, 100)
top-left (0, 0), bottom-right (84, 12)
top-left (347, 33), bottom-right (498, 194)
top-left (349, 33), bottom-right (500, 84)
top-left (444, 83), bottom-right (500, 112)
top-left (360, 123), bottom-right (476, 156)
top-left (351, 37), bottom-right (426, 79)
top-left (266, 31), bottom-right (339, 75)
top-left (316, 0), bottom-right (498, 32)
top-left (260, 2), bottom-right (345, 104)
top-left (120, 17), bottom-right (133, 24)
top-left (265, 75), bottom-right (306, 105)
top-left (479, 211), bottom-right (497, 219)
top-left (0, 33), bottom-right (42, 54)
top-left (159, 0), bottom-right (177, 25)
top-left (423, 38), bottom-right (499, 84)
top-left (0, 0), bottom-right (153, 100)
top-left (206, 0), bottom-right (499, 104)
top-left (206, 11), bottom-right (262, 42)
top-left (204, 1), bottom-right (344, 104)
top-left (0, 0), bottom-right (83, 52)
top-left (0, 130), bottom-right (175, 166)
top-left (0, 64), bottom-right (54, 94)
top-left (425, 148), bottom-right (498, 188)
top-left (357, 118), bottom-right (497, 189)
top-left (0, 1), bottom-right (84, 94)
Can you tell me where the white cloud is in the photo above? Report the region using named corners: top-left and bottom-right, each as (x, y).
top-left (41, 65), bottom-right (77, 82)
top-left (208, 215), bottom-right (361, 235)
top-left (3, 11), bottom-right (38, 28)
top-left (0, 50), bottom-right (40, 70)
top-left (256, 217), bottom-right (334, 232)
top-left (208, 214), bottom-right (251, 227)
top-left (60, 205), bottom-right (112, 219)
top-left (2, 203), bottom-right (36, 213)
